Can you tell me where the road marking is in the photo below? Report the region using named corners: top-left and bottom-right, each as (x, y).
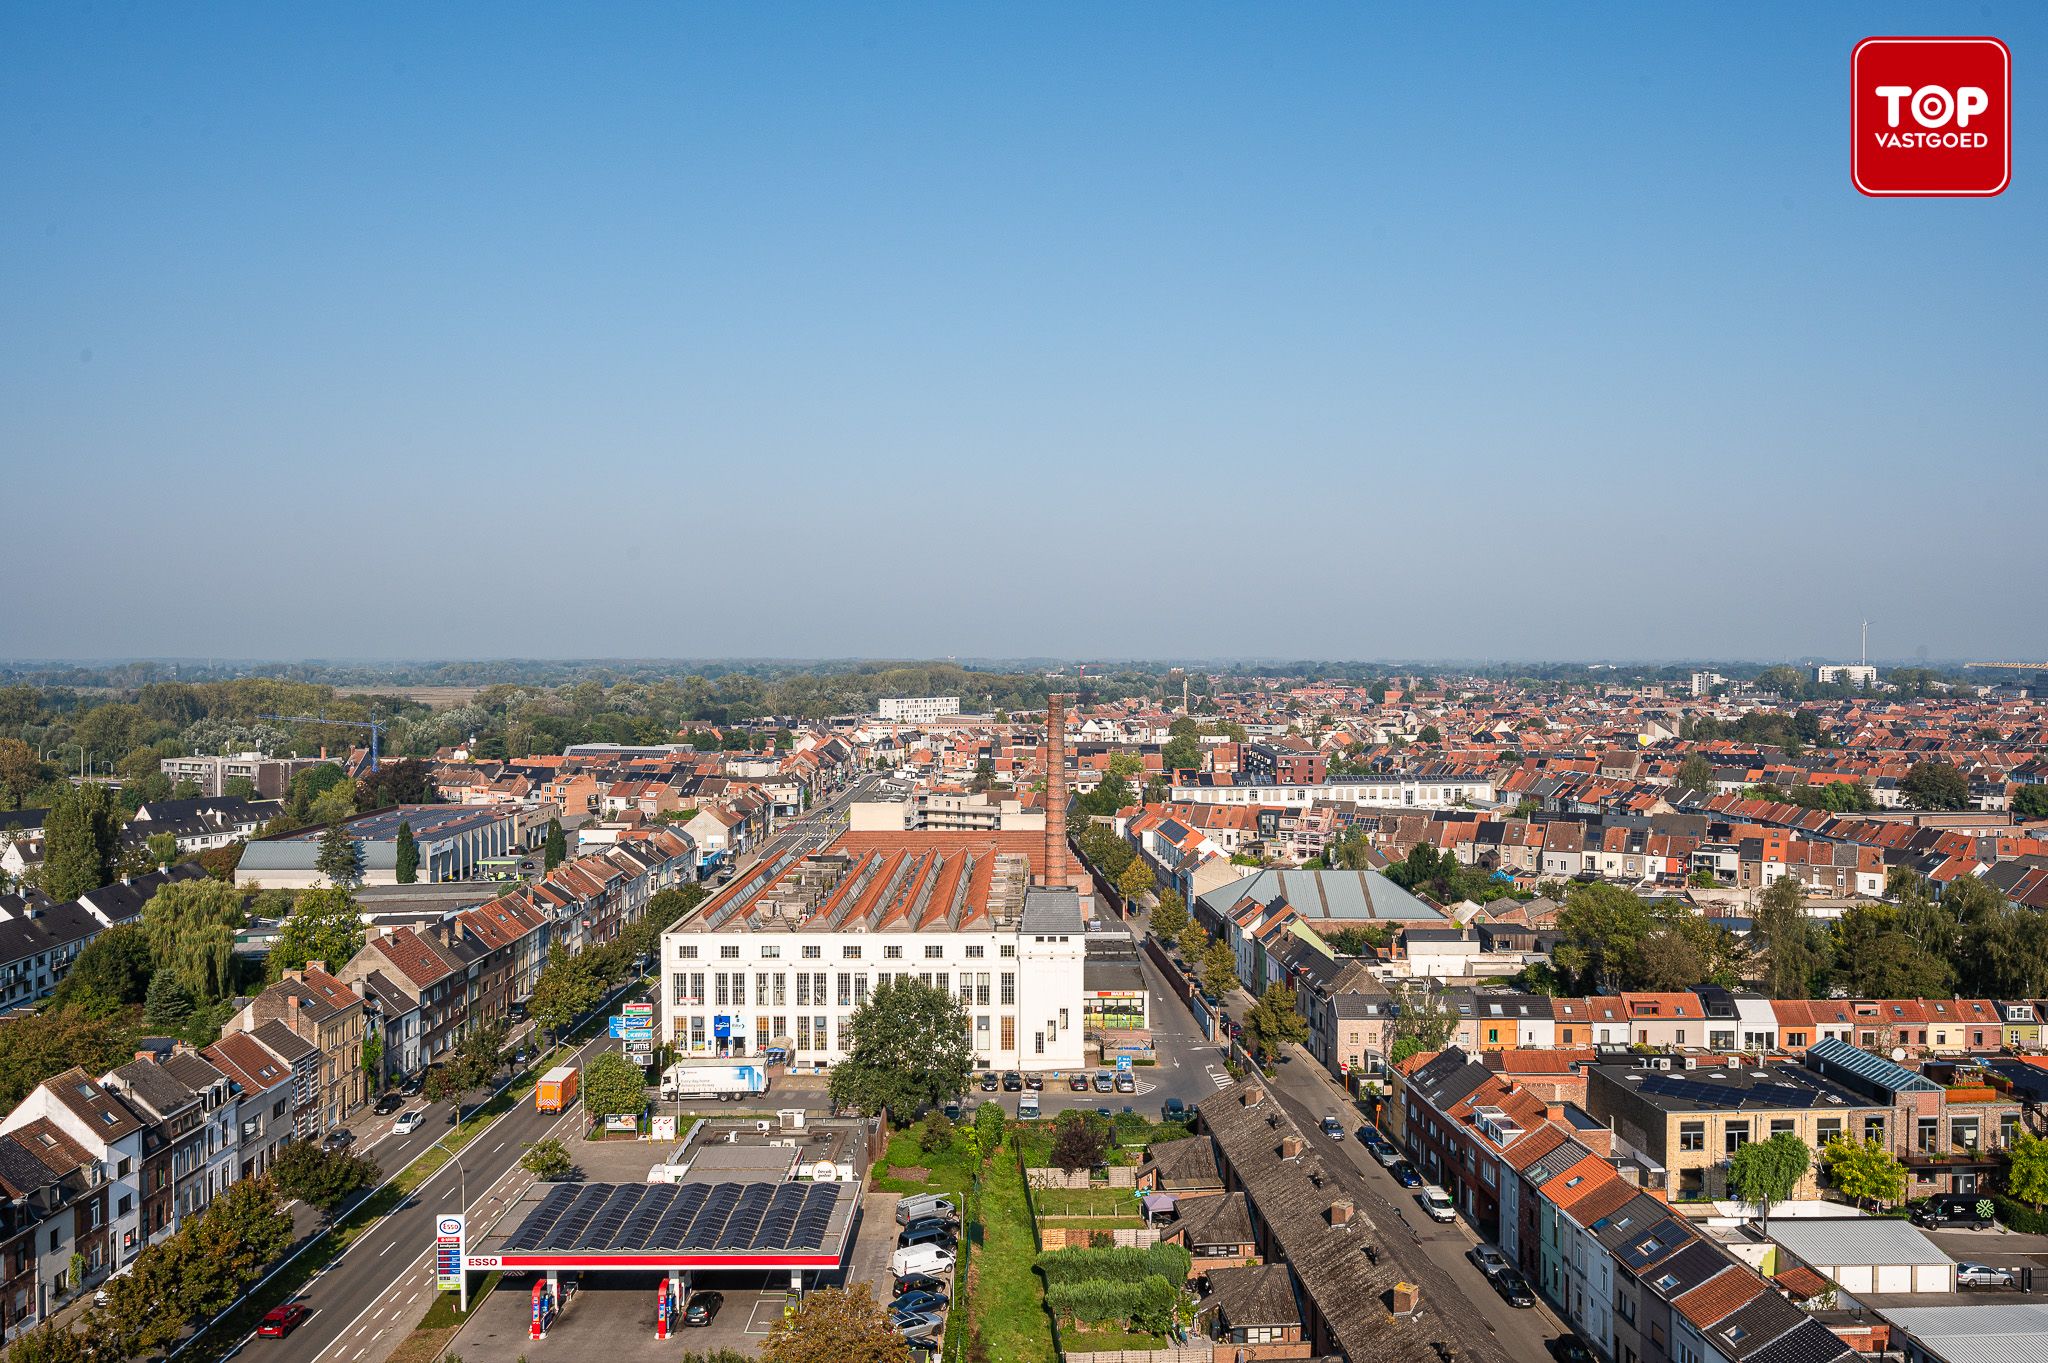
top-left (492, 1140), bottom-right (505, 1152)
top-left (379, 1241), bottom-right (394, 1256)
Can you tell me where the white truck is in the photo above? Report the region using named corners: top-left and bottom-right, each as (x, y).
top-left (661, 1061), bottom-right (768, 1102)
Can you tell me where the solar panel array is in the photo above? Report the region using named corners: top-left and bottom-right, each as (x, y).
top-left (501, 1181), bottom-right (849, 1255)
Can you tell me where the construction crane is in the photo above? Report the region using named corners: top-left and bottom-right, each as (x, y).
top-left (258, 713), bottom-right (388, 770)
top-left (1964, 662), bottom-right (2048, 671)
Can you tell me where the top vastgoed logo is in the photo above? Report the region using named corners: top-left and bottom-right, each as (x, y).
top-left (1853, 37), bottom-right (2010, 197)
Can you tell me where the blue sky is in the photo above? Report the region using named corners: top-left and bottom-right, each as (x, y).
top-left (3, 3), bottom-right (2042, 664)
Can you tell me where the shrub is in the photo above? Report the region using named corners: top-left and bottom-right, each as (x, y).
top-left (1036, 1242), bottom-right (1191, 1287)
top-left (919, 1111), bottom-right (956, 1155)
top-left (1994, 1194), bottom-right (2048, 1234)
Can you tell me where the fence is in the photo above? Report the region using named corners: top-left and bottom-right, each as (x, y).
top-left (943, 1167), bottom-right (983, 1363)
top-left (1062, 1347), bottom-right (1215, 1363)
top-left (1029, 1166), bottom-right (1141, 1189)
top-left (1040, 1225), bottom-right (1162, 1250)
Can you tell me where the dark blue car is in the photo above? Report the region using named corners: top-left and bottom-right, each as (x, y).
top-left (890, 1290), bottom-right (950, 1315)
top-left (1389, 1159), bottom-right (1422, 1188)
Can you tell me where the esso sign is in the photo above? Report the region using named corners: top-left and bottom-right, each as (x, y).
top-left (467, 1256), bottom-right (502, 1270)
top-left (1854, 37), bottom-right (2010, 196)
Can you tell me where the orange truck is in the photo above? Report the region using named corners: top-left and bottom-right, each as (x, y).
top-left (536, 1064), bottom-right (578, 1113)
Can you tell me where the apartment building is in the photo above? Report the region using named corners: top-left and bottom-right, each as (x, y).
top-left (100, 1048), bottom-right (238, 1242)
top-left (157, 751), bottom-right (333, 800)
top-left (201, 1032), bottom-right (299, 1178)
top-left (1171, 771), bottom-right (1497, 809)
top-left (228, 967), bottom-right (367, 1133)
top-left (878, 696), bottom-right (960, 723)
top-left (0, 1069), bottom-right (146, 1289)
top-left (661, 831), bottom-right (1087, 1072)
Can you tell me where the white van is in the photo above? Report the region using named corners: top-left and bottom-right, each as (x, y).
top-left (1018, 1092), bottom-right (1040, 1119)
top-left (1418, 1186), bottom-right (1457, 1223)
top-left (891, 1244), bottom-right (956, 1279)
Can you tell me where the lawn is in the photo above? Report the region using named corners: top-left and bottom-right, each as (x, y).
top-left (965, 1140), bottom-right (1059, 1363)
top-left (1031, 1186), bottom-right (1140, 1217)
top-left (869, 1129), bottom-right (978, 1197)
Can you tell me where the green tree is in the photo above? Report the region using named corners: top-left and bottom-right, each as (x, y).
top-left (1116, 858), bottom-right (1154, 903)
top-left (528, 946), bottom-right (598, 1043)
top-left (1176, 918), bottom-right (1207, 963)
top-left (2013, 784), bottom-right (2048, 820)
top-left (0, 737), bottom-right (46, 810)
top-left (1199, 939), bottom-right (1239, 1001)
top-left (1243, 980), bottom-right (1310, 1062)
top-left (1675, 753), bottom-right (1716, 793)
top-left (306, 780), bottom-right (357, 828)
top-left (971, 758), bottom-right (995, 793)
top-left (40, 781), bottom-right (121, 901)
top-left (1148, 888), bottom-right (1188, 943)
top-left (141, 877), bottom-right (245, 1003)
top-left (827, 977), bottom-right (974, 1121)
top-left (143, 972), bottom-right (195, 1031)
top-left (1417, 724), bottom-right (1442, 744)
top-left (1142, 775), bottom-right (1169, 804)
top-left (760, 1284), bottom-right (909, 1363)
top-left (974, 1097), bottom-right (1007, 1155)
top-left (2006, 1131), bottom-right (2048, 1212)
top-left (1752, 876), bottom-right (1827, 998)
top-left (269, 1141), bottom-right (381, 1217)
top-left (361, 1030), bottom-right (383, 1085)
top-left (1902, 760), bottom-right (1968, 811)
top-left (1168, 716), bottom-right (1200, 740)
top-left (544, 817), bottom-right (567, 869)
top-left (519, 1138), bottom-right (575, 1181)
top-left (287, 763), bottom-right (349, 817)
top-left (394, 820), bottom-right (419, 883)
top-left (1, 1325), bottom-right (91, 1363)
top-left (918, 1110), bottom-right (955, 1155)
top-left (1552, 882), bottom-right (1653, 992)
top-left (271, 887), bottom-right (364, 978)
top-left (1160, 735), bottom-right (1202, 775)
top-left (1726, 1131), bottom-right (1810, 1236)
top-left (1105, 751), bottom-right (1146, 781)
top-left (1390, 982), bottom-right (1457, 1065)
top-left (581, 1051), bottom-right (648, 1119)
top-left (223, 775), bottom-right (258, 799)
top-left (145, 831), bottom-right (179, 867)
top-left (0, 1008), bottom-right (141, 1111)
top-left (315, 822), bottom-right (363, 886)
top-left (47, 923), bottom-right (153, 1013)
top-left (1822, 1137), bottom-right (1906, 1210)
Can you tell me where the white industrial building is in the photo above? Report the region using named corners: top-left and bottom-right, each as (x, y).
top-left (660, 831), bottom-right (1088, 1072)
top-left (1169, 772), bottom-right (1496, 809)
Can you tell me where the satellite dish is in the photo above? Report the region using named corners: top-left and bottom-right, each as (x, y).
top-left (1890, 1047), bottom-right (1907, 1062)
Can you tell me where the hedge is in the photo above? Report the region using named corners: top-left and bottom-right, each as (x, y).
top-left (1045, 1274), bottom-right (1177, 1332)
top-left (1036, 1242), bottom-right (1191, 1287)
top-left (1994, 1194), bottom-right (2048, 1234)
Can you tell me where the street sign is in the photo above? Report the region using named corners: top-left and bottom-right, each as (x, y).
top-left (435, 1214), bottom-right (466, 1294)
top-left (618, 1026), bottom-right (654, 1042)
top-left (1116, 1055), bottom-right (1133, 1072)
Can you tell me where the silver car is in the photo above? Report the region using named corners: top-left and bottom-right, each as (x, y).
top-left (1956, 1261), bottom-right (2016, 1289)
top-left (1469, 1245), bottom-right (1511, 1279)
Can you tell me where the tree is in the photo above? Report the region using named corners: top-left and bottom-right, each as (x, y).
top-left (1074, 771), bottom-right (1132, 819)
top-left (1390, 982), bottom-right (1458, 1065)
top-left (1752, 877), bottom-right (1828, 998)
top-left (2006, 1131), bottom-right (2048, 1212)
top-left (2014, 784), bottom-right (2048, 820)
top-left (918, 1111), bottom-right (955, 1155)
top-left (361, 1030), bottom-right (383, 1084)
top-left (287, 763), bottom-right (349, 817)
top-left (1, 1324), bottom-right (91, 1363)
top-left (145, 831), bottom-right (179, 867)
top-left (0, 1008), bottom-right (141, 1111)
top-left (223, 775), bottom-right (258, 799)
top-left (1198, 939), bottom-right (1239, 1001)
top-left (1822, 1137), bottom-right (1906, 1210)
top-left (1675, 754), bottom-right (1716, 793)
top-left (1105, 751), bottom-right (1145, 782)
top-left (315, 822), bottom-right (363, 887)
top-left (141, 877), bottom-right (245, 1003)
top-left (0, 737), bottom-right (45, 809)
top-left (1243, 981), bottom-right (1310, 1062)
top-left (1727, 1131), bottom-right (1810, 1236)
top-left (1552, 882), bottom-right (1654, 992)
top-left (1051, 1110), bottom-right (1110, 1171)
top-left (1142, 775), bottom-right (1169, 804)
top-left (269, 1141), bottom-right (381, 1216)
top-left (760, 1284), bottom-right (909, 1363)
top-left (143, 972), bottom-right (195, 1031)
top-left (1161, 735), bottom-right (1201, 775)
top-left (1149, 888), bottom-right (1188, 943)
top-left (48, 923), bottom-right (153, 1013)
top-left (1117, 858), bottom-right (1154, 903)
top-left (394, 820), bottom-right (419, 883)
top-left (827, 977), bottom-right (973, 1121)
top-left (41, 781), bottom-right (121, 902)
top-left (971, 758), bottom-right (995, 793)
top-left (306, 781), bottom-right (357, 828)
top-left (1902, 761), bottom-right (1968, 811)
top-left (356, 758), bottom-right (436, 810)
top-left (974, 1097), bottom-right (1007, 1155)
top-left (186, 1174), bottom-right (294, 1304)
top-left (520, 1138), bottom-right (575, 1181)
top-left (529, 946), bottom-right (598, 1043)
top-left (1176, 918), bottom-right (1207, 963)
top-left (271, 887), bottom-right (364, 978)
top-left (1417, 725), bottom-right (1442, 744)
top-left (544, 817), bottom-right (567, 869)
top-left (581, 1051), bottom-right (648, 1119)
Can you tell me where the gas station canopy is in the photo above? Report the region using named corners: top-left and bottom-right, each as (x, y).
top-left (468, 1180), bottom-right (858, 1273)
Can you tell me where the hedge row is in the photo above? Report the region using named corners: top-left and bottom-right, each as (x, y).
top-left (1046, 1274), bottom-right (1177, 1332)
top-left (1994, 1194), bottom-right (2048, 1234)
top-left (1036, 1242), bottom-right (1191, 1287)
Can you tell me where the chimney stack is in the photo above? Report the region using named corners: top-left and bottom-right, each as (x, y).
top-left (1329, 1197), bottom-right (1354, 1226)
top-left (1280, 1134), bottom-right (1304, 1159)
top-left (1041, 693), bottom-right (1071, 889)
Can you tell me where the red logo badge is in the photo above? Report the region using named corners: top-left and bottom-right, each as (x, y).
top-left (1853, 37), bottom-right (2010, 197)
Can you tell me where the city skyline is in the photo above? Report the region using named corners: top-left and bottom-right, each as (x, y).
top-left (5, 4), bottom-right (2044, 660)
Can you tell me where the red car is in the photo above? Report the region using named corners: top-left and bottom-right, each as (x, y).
top-left (258, 1304), bottom-right (311, 1338)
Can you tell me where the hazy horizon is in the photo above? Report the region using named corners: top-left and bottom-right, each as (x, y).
top-left (6, 4), bottom-right (2044, 662)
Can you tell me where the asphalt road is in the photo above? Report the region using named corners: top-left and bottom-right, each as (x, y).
top-left (232, 1003), bottom-right (644, 1363)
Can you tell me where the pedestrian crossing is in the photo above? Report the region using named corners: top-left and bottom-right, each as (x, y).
top-left (1205, 1064), bottom-right (1232, 1090)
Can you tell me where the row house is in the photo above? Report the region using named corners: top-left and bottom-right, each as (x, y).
top-left (1770, 998), bottom-right (2002, 1059)
top-left (0, 1069), bottom-right (146, 1303)
top-left (201, 1032), bottom-right (299, 1179)
top-left (339, 926), bottom-right (472, 1075)
top-left (100, 1048), bottom-right (238, 1244)
top-left (1289, 955), bottom-right (1396, 1084)
top-left (228, 966), bottom-right (366, 1135)
top-left (0, 1120), bottom-right (107, 1341)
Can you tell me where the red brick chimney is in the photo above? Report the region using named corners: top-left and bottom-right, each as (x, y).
top-left (1041, 693), bottom-right (1071, 889)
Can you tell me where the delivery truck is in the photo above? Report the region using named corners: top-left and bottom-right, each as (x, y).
top-left (536, 1065), bottom-right (578, 1113)
top-left (661, 1061), bottom-right (768, 1102)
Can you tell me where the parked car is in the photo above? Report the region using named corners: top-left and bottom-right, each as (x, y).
top-left (1469, 1246), bottom-right (1511, 1278)
top-left (1068, 1074), bottom-right (1091, 1091)
top-left (979, 1071), bottom-right (1000, 1092)
top-left (899, 1224), bottom-right (957, 1251)
top-left (905, 1337), bottom-right (940, 1359)
top-left (1912, 1195), bottom-right (1995, 1230)
top-left (1549, 1337), bottom-right (1596, 1363)
top-left (890, 1289), bottom-right (950, 1315)
top-left (1357, 1122), bottom-right (1383, 1145)
top-left (322, 1128), bottom-right (355, 1151)
top-left (894, 1272), bottom-right (948, 1297)
top-left (393, 1110), bottom-right (425, 1135)
top-left (374, 1093), bottom-right (403, 1115)
top-left (1493, 1269), bottom-right (1536, 1308)
top-left (891, 1309), bottom-right (944, 1339)
top-left (683, 1291), bottom-right (723, 1326)
top-left (1389, 1160), bottom-right (1422, 1188)
top-left (1418, 1185), bottom-right (1456, 1221)
top-left (1092, 1071), bottom-right (1114, 1092)
top-left (258, 1304), bottom-right (312, 1338)
top-left (1002, 1071), bottom-right (1023, 1092)
top-left (1114, 1072), bottom-right (1136, 1093)
top-left (1319, 1116), bottom-right (1345, 1140)
top-left (901, 1216), bottom-right (952, 1239)
top-left (1162, 1098), bottom-right (1187, 1121)
top-left (942, 1099), bottom-right (963, 1121)
top-left (1956, 1261), bottom-right (2017, 1289)
top-left (1024, 1073), bottom-right (1044, 1090)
